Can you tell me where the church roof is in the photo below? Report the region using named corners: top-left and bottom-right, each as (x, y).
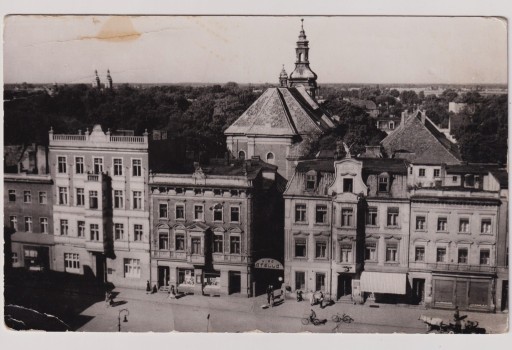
top-left (381, 111), bottom-right (462, 165)
top-left (224, 86), bottom-right (334, 137)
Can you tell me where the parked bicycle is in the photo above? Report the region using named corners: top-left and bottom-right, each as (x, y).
top-left (332, 312), bottom-right (354, 323)
top-left (301, 316), bottom-right (322, 326)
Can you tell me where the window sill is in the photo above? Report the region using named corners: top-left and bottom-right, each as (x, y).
top-left (457, 232), bottom-right (471, 235)
top-left (314, 257), bottom-right (328, 261)
top-left (294, 221), bottom-right (309, 225)
top-left (294, 256), bottom-right (307, 260)
top-left (175, 218), bottom-right (186, 221)
top-left (436, 230), bottom-right (448, 234)
top-left (480, 233), bottom-right (493, 236)
top-left (384, 261), bottom-right (399, 265)
top-left (364, 260), bottom-right (378, 263)
top-left (386, 226), bottom-right (401, 229)
top-left (314, 222), bottom-right (329, 226)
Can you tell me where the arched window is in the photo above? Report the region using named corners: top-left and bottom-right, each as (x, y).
top-left (238, 150), bottom-right (245, 160)
top-left (266, 152), bottom-right (275, 164)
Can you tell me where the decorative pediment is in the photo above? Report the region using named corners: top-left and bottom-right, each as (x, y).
top-left (187, 222), bottom-right (210, 232)
top-left (313, 231), bottom-right (330, 237)
top-left (337, 235), bottom-right (356, 242)
top-left (365, 234), bottom-right (380, 240)
top-left (228, 226), bottom-right (243, 234)
top-left (477, 241), bottom-right (495, 246)
top-left (156, 223), bottom-right (171, 230)
top-left (384, 235), bottom-right (402, 241)
top-left (213, 226), bottom-right (226, 233)
top-left (455, 240), bottom-right (473, 245)
top-left (435, 238), bottom-right (451, 244)
top-left (172, 223), bottom-right (187, 231)
top-left (292, 231), bottom-right (310, 236)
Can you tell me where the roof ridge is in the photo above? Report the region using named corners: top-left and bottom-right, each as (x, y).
top-left (280, 88), bottom-right (324, 134)
top-left (275, 88), bottom-right (300, 135)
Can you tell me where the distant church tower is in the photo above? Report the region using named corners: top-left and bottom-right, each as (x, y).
top-left (93, 70), bottom-right (101, 89)
top-left (106, 69), bottom-right (113, 89)
top-left (279, 65), bottom-right (288, 87)
top-left (288, 19), bottom-right (318, 99)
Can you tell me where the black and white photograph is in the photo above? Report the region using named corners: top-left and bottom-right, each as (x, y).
top-left (1, 2), bottom-right (510, 342)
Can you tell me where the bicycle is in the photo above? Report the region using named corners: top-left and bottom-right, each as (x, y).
top-left (301, 317), bottom-right (322, 326)
top-left (332, 313), bottom-right (354, 323)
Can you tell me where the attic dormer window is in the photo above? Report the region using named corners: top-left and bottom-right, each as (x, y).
top-left (305, 173), bottom-right (317, 191)
top-left (378, 173), bottom-right (390, 192)
top-left (343, 178), bottom-right (353, 193)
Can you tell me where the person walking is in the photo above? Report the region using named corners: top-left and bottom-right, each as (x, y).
top-left (266, 285), bottom-right (272, 306)
top-left (309, 291), bottom-right (315, 306)
top-left (146, 280), bottom-right (151, 295)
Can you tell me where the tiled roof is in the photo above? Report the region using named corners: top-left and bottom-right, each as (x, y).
top-left (381, 111), bottom-right (462, 164)
top-left (446, 163), bottom-right (500, 175)
top-left (348, 98), bottom-right (377, 110)
top-left (224, 86), bottom-right (333, 137)
top-left (490, 169), bottom-right (508, 189)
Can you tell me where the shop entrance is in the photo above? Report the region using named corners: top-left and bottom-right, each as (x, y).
top-left (228, 271), bottom-right (241, 294)
top-left (456, 280), bottom-right (468, 309)
top-left (23, 245), bottom-right (50, 271)
top-left (412, 278), bottom-right (425, 304)
top-left (337, 274), bottom-right (352, 299)
top-left (158, 266), bottom-right (170, 289)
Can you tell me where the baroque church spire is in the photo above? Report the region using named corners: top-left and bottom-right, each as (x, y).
top-left (288, 19), bottom-right (318, 99)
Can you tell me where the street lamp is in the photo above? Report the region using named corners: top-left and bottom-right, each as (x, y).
top-left (118, 309), bottom-right (129, 332)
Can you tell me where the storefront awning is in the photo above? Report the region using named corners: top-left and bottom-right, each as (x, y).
top-left (360, 272), bottom-right (407, 295)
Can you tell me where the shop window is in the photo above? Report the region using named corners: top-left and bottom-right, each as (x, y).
top-left (295, 271), bottom-right (306, 290)
top-left (437, 217), bottom-right (447, 231)
top-left (479, 249), bottom-right (490, 265)
top-left (134, 224), bottom-right (143, 241)
top-left (175, 234), bottom-right (185, 251)
top-left (458, 248), bottom-right (468, 264)
top-left (459, 218), bottom-right (470, 233)
top-left (295, 204), bottom-right (307, 223)
top-left (64, 253), bottom-right (80, 273)
top-left (124, 258), bottom-right (141, 278)
top-left (295, 239), bottom-right (307, 258)
top-left (386, 243), bottom-right (398, 262)
top-left (481, 219), bottom-right (492, 234)
top-left (387, 207), bottom-right (399, 227)
top-left (213, 235), bottom-right (223, 253)
top-left (365, 242), bottom-right (377, 261)
top-left (366, 207), bottom-right (378, 226)
top-left (315, 241), bottom-right (327, 259)
top-left (415, 246), bottom-right (425, 262)
top-left (340, 244), bottom-right (353, 263)
top-left (315, 205), bottom-right (328, 224)
top-left (341, 208), bottom-right (354, 227)
top-left (436, 247), bottom-right (447, 263)
top-left (343, 178), bottom-right (353, 193)
top-left (415, 216), bottom-right (426, 230)
top-left (230, 236), bottom-right (240, 254)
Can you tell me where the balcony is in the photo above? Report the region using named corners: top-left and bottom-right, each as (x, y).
top-left (87, 174), bottom-right (100, 182)
top-left (409, 262), bottom-right (496, 274)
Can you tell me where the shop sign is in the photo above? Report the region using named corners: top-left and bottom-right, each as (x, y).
top-left (254, 258), bottom-right (284, 270)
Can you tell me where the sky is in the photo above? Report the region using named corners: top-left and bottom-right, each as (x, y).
top-left (3, 15), bottom-right (508, 85)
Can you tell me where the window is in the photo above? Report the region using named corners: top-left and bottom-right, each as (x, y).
top-left (419, 168), bottom-right (426, 177)
top-left (132, 159), bottom-right (142, 177)
top-left (113, 158), bottom-right (123, 176)
top-left (378, 175), bottom-right (389, 192)
top-left (58, 156), bottom-right (67, 173)
top-left (386, 243), bottom-right (398, 262)
top-left (316, 273), bottom-right (326, 291)
top-left (415, 246), bottom-right (425, 262)
top-left (77, 221), bottom-right (85, 238)
top-left (459, 218), bottom-right (470, 233)
top-left (452, 176), bottom-right (458, 183)
top-left (159, 203), bottom-right (168, 219)
top-left (230, 206), bottom-right (240, 223)
top-left (12, 253), bottom-right (18, 264)
top-left (175, 234), bottom-right (185, 251)
top-left (295, 239), bottom-right (307, 258)
top-left (365, 242), bottom-right (377, 261)
top-left (24, 217), bottom-right (33, 232)
top-left (389, 121), bottom-right (395, 130)
top-left (8, 190), bottom-right (16, 202)
top-left (134, 224), bottom-right (143, 241)
top-left (315, 241), bottom-right (327, 259)
top-left (366, 207), bottom-right (378, 226)
top-left (114, 223), bottom-right (124, 240)
top-left (481, 219), bottom-right (492, 234)
top-left (266, 152), bottom-right (275, 164)
top-left (230, 236), bottom-right (240, 254)
top-left (409, 167), bottom-right (413, 175)
top-left (58, 187), bottom-right (68, 205)
top-left (341, 208), bottom-right (353, 227)
top-left (387, 207), bottom-right (399, 227)
top-left (23, 191), bottom-right (32, 203)
top-left (434, 169), bottom-right (441, 178)
top-left (176, 204), bottom-right (185, 220)
top-left (124, 258), bottom-right (141, 278)
top-left (213, 204), bottom-right (223, 222)
top-left (93, 158), bottom-right (103, 174)
top-left (76, 188), bottom-right (85, 206)
top-left (238, 150), bottom-right (245, 160)
top-left (479, 249), bottom-right (490, 265)
top-left (38, 191), bottom-right (47, 204)
top-left (295, 271), bottom-right (306, 290)
top-left (295, 204), bottom-right (307, 222)
top-left (315, 205), bottom-right (328, 224)
top-left (191, 238), bottom-right (201, 255)
top-left (90, 224), bottom-right (99, 241)
top-left (436, 247), bottom-right (447, 263)
top-left (60, 220), bottom-right (69, 236)
top-left (437, 217), bottom-right (447, 231)
top-left (213, 235), bottom-right (223, 253)
top-left (39, 218), bottom-right (48, 233)
top-left (416, 216), bottom-right (426, 230)
top-left (343, 178), bottom-right (353, 192)
top-left (132, 191), bottom-right (142, 210)
top-left (64, 253), bottom-right (80, 273)
top-left (458, 248), bottom-right (468, 264)
top-left (9, 216), bottom-right (17, 230)
top-left (194, 205), bottom-right (204, 221)
top-left (305, 174), bottom-right (317, 190)
top-left (114, 190), bottom-right (124, 209)
top-left (89, 191), bottom-right (99, 209)
top-left (75, 157), bottom-right (84, 174)
top-left (158, 232), bottom-right (169, 250)
top-left (340, 244), bottom-right (353, 263)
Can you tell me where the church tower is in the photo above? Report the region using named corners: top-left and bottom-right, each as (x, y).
top-left (279, 65), bottom-right (288, 87)
top-left (288, 19), bottom-right (318, 99)
top-left (93, 70), bottom-right (101, 89)
top-left (106, 69), bottom-right (113, 89)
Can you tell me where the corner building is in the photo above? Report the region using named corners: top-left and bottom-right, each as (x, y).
top-left (48, 125), bottom-right (150, 288)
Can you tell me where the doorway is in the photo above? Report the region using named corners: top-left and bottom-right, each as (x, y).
top-left (337, 274), bottom-right (352, 299)
top-left (158, 266), bottom-right (170, 289)
top-left (229, 271), bottom-right (241, 294)
top-left (95, 254), bottom-right (106, 283)
top-left (412, 278), bottom-right (425, 304)
top-left (315, 273), bottom-right (326, 292)
top-left (456, 280), bottom-right (468, 309)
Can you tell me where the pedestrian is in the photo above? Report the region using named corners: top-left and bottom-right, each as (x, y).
top-left (271, 291), bottom-right (275, 307)
top-left (105, 291), bottom-right (111, 308)
top-left (309, 291), bottom-right (315, 306)
top-left (266, 285), bottom-right (272, 305)
top-left (146, 280), bottom-right (151, 295)
top-left (168, 285), bottom-right (176, 299)
top-left (152, 284), bottom-right (158, 294)
top-left (319, 291), bottom-right (325, 309)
